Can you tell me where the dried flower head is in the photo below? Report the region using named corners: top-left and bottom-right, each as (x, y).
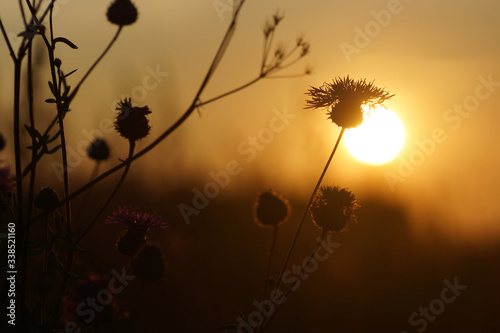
top-left (34, 186), bottom-right (60, 211)
top-left (263, 11), bottom-right (284, 37)
top-left (273, 11), bottom-right (284, 25)
top-left (0, 165), bottom-right (16, 197)
top-left (310, 185), bottom-right (359, 233)
top-left (131, 244), bottom-right (165, 283)
top-left (0, 133), bottom-right (5, 151)
top-left (253, 189), bottom-right (291, 228)
top-left (87, 137), bottom-right (110, 161)
top-left (305, 76), bottom-right (394, 128)
top-left (107, 0), bottom-right (138, 26)
top-left (105, 206), bottom-right (167, 234)
top-left (300, 42), bottom-right (310, 57)
top-left (114, 98), bottom-right (151, 142)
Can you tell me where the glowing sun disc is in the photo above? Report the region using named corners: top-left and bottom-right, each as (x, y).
top-left (344, 107), bottom-right (405, 165)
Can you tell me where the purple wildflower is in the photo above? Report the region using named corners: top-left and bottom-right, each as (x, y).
top-left (105, 207), bottom-right (167, 232)
top-left (106, 207), bottom-right (167, 256)
top-left (0, 165), bottom-right (16, 197)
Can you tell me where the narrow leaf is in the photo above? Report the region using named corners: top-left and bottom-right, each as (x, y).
top-left (47, 145), bottom-right (62, 154)
top-left (65, 69), bottom-right (78, 78)
top-left (54, 37), bottom-right (78, 49)
top-left (48, 81), bottom-right (56, 95)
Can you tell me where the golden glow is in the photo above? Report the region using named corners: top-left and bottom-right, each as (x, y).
top-left (344, 107), bottom-right (405, 165)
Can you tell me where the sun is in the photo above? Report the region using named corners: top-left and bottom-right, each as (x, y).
top-left (344, 107), bottom-right (405, 165)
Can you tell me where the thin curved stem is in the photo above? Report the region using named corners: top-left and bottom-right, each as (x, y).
top-left (273, 127), bottom-right (345, 294)
top-left (41, 215), bottom-right (49, 325)
top-left (26, 34), bottom-right (37, 228)
top-left (74, 161), bottom-right (100, 215)
top-left (196, 75), bottom-right (262, 108)
top-left (259, 230), bottom-right (328, 331)
top-left (0, 18), bottom-right (16, 60)
top-left (31, 0), bottom-right (248, 224)
top-left (50, 82), bottom-right (73, 322)
top-left (262, 225), bottom-right (279, 301)
top-left (75, 142), bottom-right (135, 245)
top-left (68, 26), bottom-right (122, 102)
top-left (13, 58), bottom-right (26, 333)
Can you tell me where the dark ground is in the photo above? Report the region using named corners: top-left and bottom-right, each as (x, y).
top-left (71, 180), bottom-right (500, 333)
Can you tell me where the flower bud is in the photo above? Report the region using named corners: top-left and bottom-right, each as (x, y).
top-left (131, 244), bottom-right (165, 283)
top-left (253, 189), bottom-right (291, 228)
top-left (114, 98), bottom-right (151, 142)
top-left (107, 0), bottom-right (138, 26)
top-left (87, 137), bottom-right (110, 161)
top-left (310, 185), bottom-right (359, 233)
top-left (34, 187), bottom-right (60, 211)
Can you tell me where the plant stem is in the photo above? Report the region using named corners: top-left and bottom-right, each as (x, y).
top-left (273, 127), bottom-right (345, 294)
top-left (41, 215), bottom-right (49, 325)
top-left (75, 142), bottom-right (135, 245)
top-left (49, 84), bottom-right (73, 321)
top-left (52, 140), bottom-right (133, 317)
top-left (20, 25), bottom-right (122, 176)
top-left (262, 225), bottom-right (279, 301)
top-left (26, 26), bottom-right (37, 240)
top-left (67, 27), bottom-right (122, 103)
top-left (31, 0), bottom-right (249, 223)
top-left (259, 230), bottom-right (329, 331)
top-left (0, 17), bottom-right (16, 60)
top-left (75, 161), bottom-right (100, 218)
top-left (196, 75), bottom-right (262, 108)
top-left (13, 57), bottom-right (27, 333)
top-left (26, 35), bottom-right (40, 328)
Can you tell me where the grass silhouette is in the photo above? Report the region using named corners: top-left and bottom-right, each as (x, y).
top-left (0, 0), bottom-right (312, 331)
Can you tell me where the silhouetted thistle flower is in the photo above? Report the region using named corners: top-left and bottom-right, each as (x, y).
top-left (105, 207), bottom-right (167, 256)
top-left (0, 133), bottom-right (5, 151)
top-left (105, 207), bottom-right (167, 231)
top-left (310, 185), bottom-right (359, 233)
top-left (305, 76), bottom-right (394, 128)
top-left (131, 244), bottom-right (165, 283)
top-left (107, 0), bottom-right (138, 26)
top-left (114, 98), bottom-right (151, 142)
top-left (0, 165), bottom-right (15, 197)
top-left (254, 190), bottom-right (291, 228)
top-left (34, 187), bottom-right (60, 211)
top-left (87, 137), bottom-right (110, 161)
